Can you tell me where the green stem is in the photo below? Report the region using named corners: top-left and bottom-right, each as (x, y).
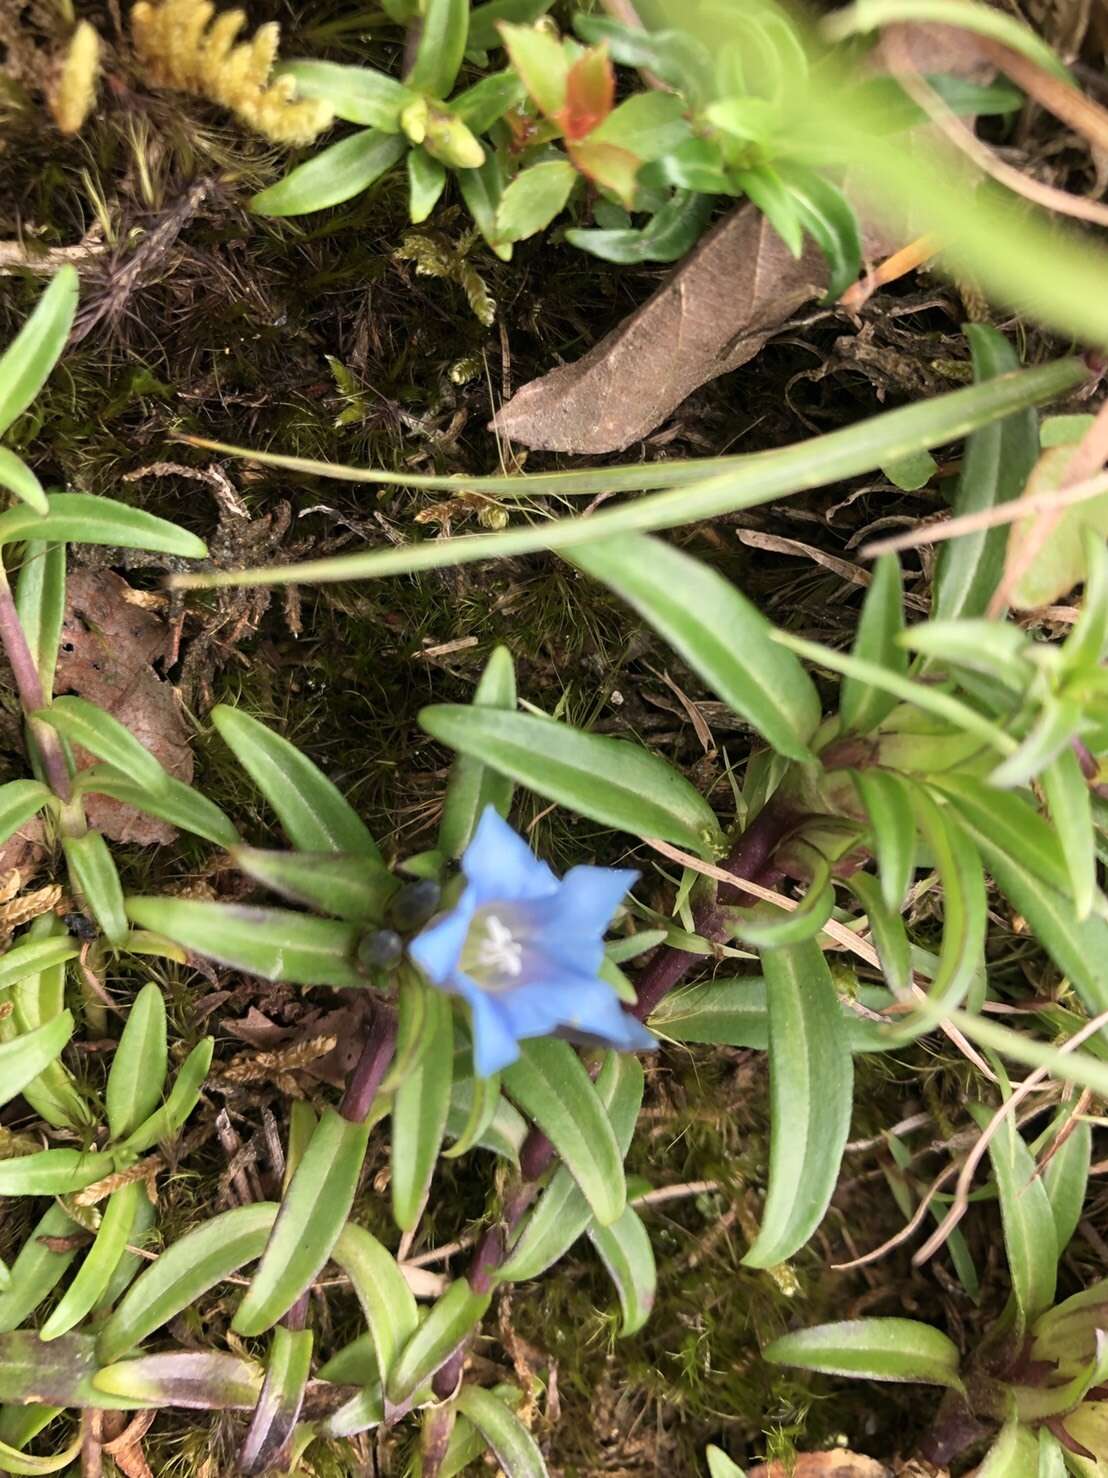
top-left (0, 562), bottom-right (71, 803)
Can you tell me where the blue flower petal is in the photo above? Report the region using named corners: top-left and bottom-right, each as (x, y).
top-left (453, 973), bottom-right (522, 1076)
top-left (407, 884), bottom-right (477, 985)
top-left (462, 807), bottom-right (558, 904)
top-left (541, 865), bottom-right (639, 940)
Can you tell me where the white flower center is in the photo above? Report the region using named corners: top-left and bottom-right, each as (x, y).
top-left (473, 913), bottom-right (523, 978)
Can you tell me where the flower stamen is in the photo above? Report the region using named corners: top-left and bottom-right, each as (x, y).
top-left (474, 913), bottom-right (524, 978)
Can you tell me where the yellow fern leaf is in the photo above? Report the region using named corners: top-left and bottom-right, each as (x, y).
top-left (131, 0), bottom-right (333, 145)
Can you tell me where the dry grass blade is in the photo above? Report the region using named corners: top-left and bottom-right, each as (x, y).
top-left (832, 1160), bottom-right (960, 1270)
top-left (978, 36), bottom-right (1108, 156)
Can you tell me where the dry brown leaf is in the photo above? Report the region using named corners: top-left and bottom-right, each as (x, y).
top-left (55, 569), bottom-right (192, 844)
top-left (490, 22), bottom-right (994, 454)
top-left (749, 1455), bottom-right (889, 1478)
top-left (490, 204), bottom-right (826, 453)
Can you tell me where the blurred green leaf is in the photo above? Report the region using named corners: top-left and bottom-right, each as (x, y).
top-left (0, 779), bottom-right (52, 849)
top-left (421, 703), bottom-right (723, 856)
top-left (0, 1203), bottom-right (80, 1334)
top-left (392, 987), bottom-right (454, 1231)
top-left (439, 645), bottom-right (516, 859)
top-left (452, 68), bottom-right (526, 130)
top-left (97, 1203), bottom-right (278, 1364)
top-left (238, 1325), bottom-right (313, 1476)
top-left (881, 448), bottom-right (936, 491)
top-left (989, 697), bottom-right (1084, 790)
top-left (0, 493), bottom-right (206, 559)
top-left (569, 533), bottom-right (821, 761)
top-left (0, 934), bottom-right (78, 991)
top-left (212, 705), bottom-right (379, 858)
top-left (126, 896), bottom-right (363, 987)
top-left (496, 160), bottom-right (577, 243)
top-left (503, 1038), bottom-right (627, 1227)
top-left (901, 618), bottom-right (1032, 691)
top-left (116, 1036), bottom-right (213, 1155)
top-left (742, 938), bottom-right (853, 1267)
top-left (252, 129), bottom-right (407, 216)
top-left (331, 1221), bottom-right (419, 1384)
top-left (845, 873), bottom-right (911, 999)
top-left (408, 148), bottom-right (448, 223)
top-left (498, 21), bottom-right (567, 118)
top-left (589, 92), bottom-right (688, 159)
top-left (729, 853), bottom-right (834, 948)
top-left (648, 977), bottom-right (894, 1052)
top-left (0, 1147), bottom-right (114, 1196)
top-left (62, 831), bottom-right (127, 946)
top-left (1037, 1428), bottom-right (1068, 1478)
top-left (106, 982), bottom-right (167, 1141)
top-left (841, 556), bottom-right (906, 733)
top-left (975, 1419), bottom-right (1041, 1476)
top-left (467, 0), bottom-right (553, 53)
top-left (1043, 1106), bottom-right (1091, 1257)
top-left (443, 1066), bottom-right (501, 1158)
top-left (40, 1182), bottom-right (142, 1341)
top-left (1041, 746), bottom-right (1095, 919)
top-left (14, 541), bottom-right (65, 700)
top-left (0, 448), bottom-right (45, 515)
top-left (706, 1448), bottom-right (747, 1478)
top-left (0, 1012), bottom-right (72, 1111)
top-left (763, 1317), bottom-right (965, 1390)
top-left (37, 697), bottom-right (168, 796)
top-left (447, 1062), bottom-right (528, 1161)
top-left (277, 61), bottom-right (413, 129)
top-left (234, 1108), bottom-right (371, 1336)
top-left (588, 1205), bottom-right (655, 1336)
top-left (0, 1431), bottom-right (82, 1474)
top-left (0, 266), bottom-right (78, 441)
top-left (230, 846), bottom-right (397, 924)
top-left (387, 1278), bottom-right (492, 1406)
top-left (454, 1385), bottom-right (547, 1477)
top-left (75, 765), bottom-right (239, 848)
top-left (404, 0), bottom-right (468, 96)
top-left (93, 1352), bottom-right (263, 1410)
top-left (777, 163), bottom-right (861, 299)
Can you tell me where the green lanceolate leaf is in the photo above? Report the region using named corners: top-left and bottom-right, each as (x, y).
top-left (0, 935), bottom-right (78, 991)
top-left (501, 1053), bottom-right (643, 1282)
top-left (778, 162), bottom-right (862, 300)
top-left (0, 1012), bottom-right (72, 1110)
top-left (277, 61), bottom-right (414, 129)
top-left (454, 1385), bottom-right (547, 1478)
top-left (0, 266), bottom-right (78, 441)
top-left (931, 326), bottom-right (1038, 623)
top-left (62, 830), bottom-right (127, 946)
top-left (408, 148), bottom-right (447, 222)
top-left (212, 705), bottom-right (380, 857)
top-left (502, 1038), bottom-right (627, 1227)
top-left (588, 1205), bottom-right (655, 1337)
top-left (0, 1330), bottom-right (148, 1410)
top-left (0, 1203), bottom-right (80, 1334)
top-left (238, 1325), bottom-right (314, 1476)
top-left (0, 779), bottom-right (51, 849)
top-left (447, 1064), bottom-right (528, 1161)
top-left (975, 1419), bottom-right (1040, 1476)
top-left (728, 851), bottom-right (834, 948)
top-left (743, 938), bottom-right (853, 1268)
top-left (1043, 1106), bottom-right (1091, 1255)
top-left (496, 160), bottom-right (577, 243)
top-left (452, 68), bottom-right (526, 131)
top-left (40, 1182), bottom-right (143, 1341)
top-left (392, 988), bottom-right (454, 1231)
top-left (96, 1203), bottom-right (278, 1364)
top-left (1040, 746), bottom-right (1096, 919)
top-left (94, 1352), bottom-right (264, 1410)
top-left (125, 896), bottom-right (363, 987)
top-left (0, 928), bottom-right (89, 1131)
top-left (331, 1221), bottom-right (419, 1382)
top-left (647, 977), bottom-right (893, 1052)
top-left (763, 1317), bottom-right (965, 1391)
top-left (252, 129), bottom-right (407, 216)
top-left (404, 0), bottom-right (468, 96)
top-left (421, 705), bottom-right (723, 857)
top-left (467, 0), bottom-right (553, 52)
top-left (969, 1098), bottom-right (1057, 1333)
top-left (1037, 1428), bottom-right (1069, 1478)
top-left (706, 1447), bottom-right (747, 1478)
top-left (386, 1278), bottom-right (492, 1407)
top-left (75, 765), bottom-right (239, 848)
top-left (0, 493), bottom-right (206, 558)
top-left (0, 1148), bottom-right (114, 1196)
top-left (844, 873), bottom-right (912, 999)
top-left (926, 774), bottom-right (1073, 897)
top-left (0, 1432), bottom-right (81, 1474)
top-left (233, 1108), bottom-right (371, 1336)
top-left (14, 542), bottom-right (65, 699)
top-left (36, 697), bottom-right (168, 796)
top-left (0, 448), bottom-right (46, 515)
top-left (231, 846), bottom-right (397, 924)
top-left (106, 981), bottom-right (168, 1141)
top-left (439, 646), bottom-right (516, 859)
top-left (568, 534), bottom-right (821, 761)
top-left (115, 1036), bottom-right (213, 1155)
top-left (840, 556), bottom-right (906, 733)
top-left (443, 1067), bottom-right (501, 1159)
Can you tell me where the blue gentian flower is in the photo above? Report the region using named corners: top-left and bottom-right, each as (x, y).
top-left (409, 807), bottom-right (656, 1076)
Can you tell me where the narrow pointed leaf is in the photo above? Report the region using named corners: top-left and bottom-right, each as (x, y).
top-left (729, 853), bottom-right (834, 948)
top-left (404, 0), bottom-right (468, 96)
top-left (0, 493), bottom-right (206, 558)
top-left (14, 543), bottom-right (65, 699)
top-left (568, 534), bottom-right (820, 761)
top-left (331, 1221), bottom-right (419, 1382)
top-left (233, 1108), bottom-right (371, 1336)
top-left (587, 1205), bottom-right (655, 1336)
top-left (454, 1385), bottom-right (547, 1478)
top-left (0, 1204), bottom-right (80, 1334)
top-left (1040, 745), bottom-right (1095, 919)
top-left (646, 978), bottom-right (893, 1052)
top-left (0, 935), bottom-right (79, 992)
top-left (845, 873), bottom-right (911, 998)
top-left (40, 1183), bottom-right (142, 1341)
top-left (238, 1326), bottom-right (314, 1476)
top-left (0, 1432), bottom-right (81, 1474)
top-left (763, 1317), bottom-right (965, 1390)
top-left (76, 764), bottom-right (239, 848)
top-left (115, 1036), bottom-right (212, 1155)
top-left (386, 1279), bottom-right (492, 1406)
top-left (841, 555), bottom-right (905, 733)
top-left (212, 705), bottom-right (380, 857)
top-left (36, 697), bottom-right (168, 795)
top-left (0, 448), bottom-right (46, 513)
top-left (446, 1065), bottom-right (528, 1162)
top-left (438, 645), bottom-right (516, 859)
top-left (0, 779), bottom-right (51, 849)
top-left (392, 989), bottom-right (454, 1230)
top-left (0, 1148), bottom-right (114, 1197)
top-left (502, 1038), bottom-right (626, 1227)
top-left (96, 1203), bottom-right (278, 1364)
top-left (0, 266), bottom-right (78, 437)
top-left (1043, 1108), bottom-right (1091, 1256)
top-left (0, 1012), bottom-right (73, 1110)
top-left (251, 129), bottom-right (407, 216)
top-left (106, 982), bottom-right (168, 1141)
top-left (61, 831), bottom-right (127, 945)
top-left (94, 1352), bottom-right (264, 1410)
top-left (421, 705), bottom-right (723, 857)
top-left (125, 896), bottom-right (363, 987)
top-left (976, 1419), bottom-right (1040, 1476)
top-left (443, 1068), bottom-right (501, 1159)
top-left (742, 938), bottom-right (853, 1268)
top-left (276, 61), bottom-right (413, 129)
top-left (231, 846), bottom-right (397, 923)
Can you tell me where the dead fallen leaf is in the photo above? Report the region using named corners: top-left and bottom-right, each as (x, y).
top-left (749, 1454), bottom-right (889, 1478)
top-left (55, 569), bottom-right (192, 844)
top-left (223, 1004), bottom-right (366, 1087)
top-left (490, 23), bottom-right (994, 454)
top-left (0, 818), bottom-right (48, 878)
